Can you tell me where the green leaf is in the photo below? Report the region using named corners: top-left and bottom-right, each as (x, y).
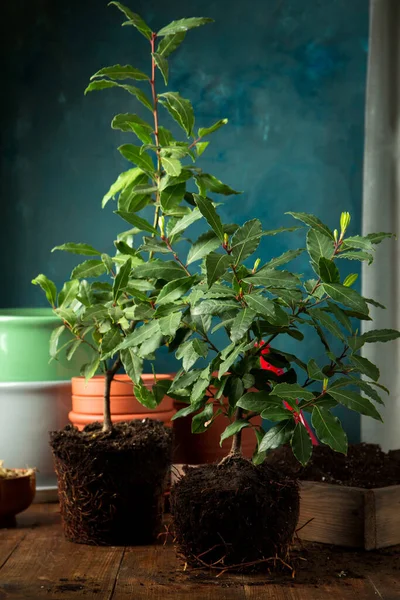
top-left (157, 17), bottom-right (213, 36)
top-left (159, 92), bottom-right (194, 137)
top-left (192, 299), bottom-right (239, 316)
top-left (244, 294), bottom-right (275, 319)
top-left (168, 208), bottom-right (202, 238)
top-left (186, 231), bottom-right (220, 265)
top-left (230, 309), bottom-right (256, 343)
top-left (58, 279), bottom-right (79, 308)
top-left (161, 156), bottom-right (181, 176)
top-left (262, 226), bottom-right (301, 237)
top-left (336, 250), bottom-right (374, 264)
top-left (273, 383), bottom-right (314, 401)
top-left (91, 64), bottom-right (148, 81)
top-left (361, 329), bottom-right (400, 343)
top-left (307, 359), bottom-right (326, 381)
top-left (118, 144), bottom-right (154, 175)
top-left (346, 376), bottom-right (384, 405)
top-left (109, 2), bottom-right (152, 39)
top-left (194, 194), bottom-right (224, 242)
top-left (111, 114), bottom-right (153, 144)
top-left (347, 334), bottom-right (365, 352)
top-left (328, 388), bottom-right (382, 420)
top-left (111, 321), bottom-right (161, 357)
top-left (230, 219), bottom-right (262, 263)
top-left (52, 242), bottom-right (101, 256)
top-left (115, 211), bottom-right (158, 234)
top-left (220, 420), bottom-right (250, 446)
top-left (49, 325), bottom-right (66, 359)
top-left (258, 420), bottom-right (295, 452)
top-left (307, 229), bottom-right (334, 272)
top-left (160, 182), bottom-right (185, 213)
top-left (101, 327), bottom-right (122, 357)
top-left (81, 356), bottom-right (101, 381)
top-left (134, 381), bottom-right (157, 409)
top-left (103, 168), bottom-right (147, 208)
top-left (195, 173), bottom-right (240, 196)
top-left (218, 341), bottom-right (249, 379)
top-left (70, 260), bottom-right (106, 279)
top-left (318, 257), bottom-right (340, 283)
top-left (159, 311), bottom-right (182, 337)
top-left (198, 118), bottom-right (228, 138)
top-left (157, 276), bottom-right (196, 305)
top-left (322, 283), bottom-right (369, 315)
top-left (326, 302), bottom-right (352, 333)
top-left (291, 422), bottom-right (312, 466)
top-left (191, 403), bottom-right (214, 434)
top-left (343, 273), bottom-right (358, 287)
top-left (311, 308), bottom-right (346, 342)
top-left (84, 79), bottom-right (153, 111)
top-left (243, 269), bottom-right (300, 289)
top-left (366, 231), bottom-right (396, 244)
top-left (349, 354), bottom-right (380, 381)
top-left (343, 235), bottom-right (374, 252)
top-left (65, 339), bottom-right (83, 361)
top-left (113, 258), bottom-right (131, 301)
top-left (158, 31), bottom-right (186, 57)
top-left (152, 52), bottom-right (168, 85)
top-left (261, 403), bottom-right (293, 422)
top-left (263, 248), bottom-right (304, 270)
top-left (287, 212), bottom-right (334, 239)
top-left (176, 339), bottom-right (208, 371)
top-left (120, 348), bottom-right (143, 384)
top-left (132, 259), bottom-right (187, 281)
top-left (312, 406), bottom-right (348, 454)
top-left (205, 253), bottom-right (232, 287)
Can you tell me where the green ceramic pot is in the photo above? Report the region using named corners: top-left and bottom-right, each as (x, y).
top-left (0, 308), bottom-right (92, 382)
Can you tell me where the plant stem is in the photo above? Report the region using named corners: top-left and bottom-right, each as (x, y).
top-left (102, 357), bottom-right (121, 433)
top-left (229, 407), bottom-right (244, 455)
top-left (150, 32), bottom-right (161, 255)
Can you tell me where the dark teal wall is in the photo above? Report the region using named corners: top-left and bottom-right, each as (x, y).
top-left (1, 0), bottom-right (369, 440)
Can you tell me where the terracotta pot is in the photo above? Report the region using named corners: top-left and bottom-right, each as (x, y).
top-left (69, 374), bottom-right (175, 430)
top-left (0, 469), bottom-right (36, 528)
top-left (172, 397), bottom-right (262, 464)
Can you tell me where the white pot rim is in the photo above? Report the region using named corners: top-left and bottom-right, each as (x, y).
top-left (0, 380), bottom-right (72, 390)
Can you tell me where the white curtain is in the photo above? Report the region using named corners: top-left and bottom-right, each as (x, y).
top-left (361, 0), bottom-right (400, 451)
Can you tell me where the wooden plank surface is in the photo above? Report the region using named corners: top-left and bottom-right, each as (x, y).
top-left (374, 485), bottom-right (400, 548)
top-left (297, 481), bottom-right (366, 547)
top-left (0, 504), bottom-right (398, 599)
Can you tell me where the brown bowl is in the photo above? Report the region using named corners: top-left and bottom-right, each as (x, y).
top-left (0, 469), bottom-right (36, 528)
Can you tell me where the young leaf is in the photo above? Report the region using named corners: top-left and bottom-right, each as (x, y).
top-left (198, 118), bottom-right (228, 138)
top-left (230, 309), bottom-right (256, 343)
top-left (157, 276), bottom-right (196, 305)
top-left (220, 420), bottom-right (250, 446)
top-left (109, 2), bottom-right (152, 39)
top-left (71, 260), bottom-right (106, 279)
top-left (52, 242), bottom-right (101, 256)
top-left (205, 253), bottom-right (232, 288)
top-left (118, 144), bottom-right (154, 175)
top-left (287, 212), bottom-right (334, 239)
top-left (328, 388), bottom-right (382, 420)
top-left (152, 53), bottom-right (168, 85)
top-left (273, 383), bottom-right (314, 401)
top-left (361, 329), bottom-right (400, 343)
top-left (230, 219), bottom-right (262, 263)
top-left (91, 64), bottom-right (148, 81)
top-left (322, 283), bottom-right (369, 315)
top-left (115, 211), bottom-right (158, 234)
top-left (113, 258), bottom-right (131, 301)
top-left (158, 32), bottom-right (186, 57)
top-left (311, 406), bottom-right (348, 454)
top-left (349, 354), bottom-right (380, 381)
top-left (58, 279), bottom-right (80, 308)
top-left (194, 194), bottom-right (224, 242)
top-left (291, 422), bottom-right (312, 466)
top-left (186, 231), bottom-right (220, 265)
top-left (157, 17), bottom-right (213, 37)
top-left (318, 257), bottom-right (340, 283)
top-left (258, 420), bottom-right (295, 452)
top-left (120, 348), bottom-right (143, 384)
top-left (159, 92), bottom-right (194, 137)
top-left (343, 273), bottom-right (358, 287)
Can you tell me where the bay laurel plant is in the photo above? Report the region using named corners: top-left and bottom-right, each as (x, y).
top-left (33, 4), bottom-right (399, 464)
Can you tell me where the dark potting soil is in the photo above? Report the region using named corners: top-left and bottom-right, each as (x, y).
top-left (266, 443), bottom-right (400, 489)
top-left (50, 419), bottom-right (172, 546)
top-left (171, 455), bottom-right (299, 571)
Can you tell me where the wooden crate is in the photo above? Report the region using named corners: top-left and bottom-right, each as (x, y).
top-left (298, 481), bottom-right (400, 550)
top-left (172, 465), bottom-right (400, 550)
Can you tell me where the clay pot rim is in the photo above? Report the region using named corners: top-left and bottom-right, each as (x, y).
top-left (72, 373), bottom-right (176, 384)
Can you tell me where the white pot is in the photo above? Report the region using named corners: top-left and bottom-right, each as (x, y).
top-left (0, 380), bottom-right (71, 493)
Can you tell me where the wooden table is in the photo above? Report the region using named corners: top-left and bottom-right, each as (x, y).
top-left (0, 504), bottom-right (399, 599)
